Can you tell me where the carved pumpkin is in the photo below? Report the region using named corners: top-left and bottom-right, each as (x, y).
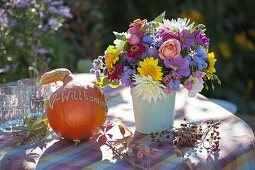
top-left (40, 68), bottom-right (107, 141)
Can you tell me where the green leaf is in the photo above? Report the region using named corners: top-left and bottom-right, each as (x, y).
top-left (94, 77), bottom-right (120, 88)
top-left (192, 24), bottom-right (206, 32)
top-left (113, 31), bottom-right (126, 40)
top-left (153, 11), bottom-right (166, 23)
top-left (109, 80), bottom-right (120, 88)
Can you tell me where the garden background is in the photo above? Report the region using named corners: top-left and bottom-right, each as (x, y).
top-left (1, 0), bottom-right (255, 118)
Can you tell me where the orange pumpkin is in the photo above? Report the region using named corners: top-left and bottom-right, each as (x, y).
top-left (40, 68), bottom-right (107, 140)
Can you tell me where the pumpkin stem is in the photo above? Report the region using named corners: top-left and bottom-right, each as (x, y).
top-left (40, 68), bottom-right (72, 85)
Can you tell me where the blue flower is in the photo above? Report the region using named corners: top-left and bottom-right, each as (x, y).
top-left (193, 55), bottom-right (208, 70)
top-left (168, 79), bottom-right (181, 90)
top-left (142, 35), bottom-right (154, 45)
top-left (195, 45), bottom-right (207, 60)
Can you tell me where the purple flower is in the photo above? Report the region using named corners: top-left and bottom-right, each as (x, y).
top-left (164, 56), bottom-right (190, 77)
top-left (57, 6), bottom-right (72, 18)
top-left (0, 65), bottom-right (10, 73)
top-left (121, 66), bottom-right (136, 86)
top-left (152, 36), bottom-right (163, 48)
top-left (147, 46), bottom-right (159, 58)
top-left (44, 0), bottom-right (52, 3)
top-left (34, 48), bottom-right (52, 54)
top-left (0, 9), bottom-right (8, 30)
top-left (180, 28), bottom-right (195, 50)
top-left (11, 0), bottom-right (30, 8)
top-left (141, 46), bottom-right (159, 59)
top-left (47, 6), bottom-right (57, 13)
top-left (51, 1), bottom-right (64, 5)
top-left (47, 17), bottom-right (60, 30)
top-left (168, 79), bottom-right (181, 90)
top-left (194, 29), bottom-right (209, 46)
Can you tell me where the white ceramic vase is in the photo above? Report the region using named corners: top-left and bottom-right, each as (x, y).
top-left (131, 90), bottom-right (176, 134)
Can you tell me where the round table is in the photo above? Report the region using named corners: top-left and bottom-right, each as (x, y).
top-left (1, 74), bottom-right (255, 170)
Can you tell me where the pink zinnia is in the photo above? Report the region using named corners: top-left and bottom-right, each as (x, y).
top-left (107, 64), bottom-right (123, 81)
top-left (127, 44), bottom-right (145, 59)
top-left (162, 30), bottom-right (180, 41)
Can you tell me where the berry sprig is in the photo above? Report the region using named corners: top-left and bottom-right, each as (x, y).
top-left (150, 119), bottom-right (221, 152)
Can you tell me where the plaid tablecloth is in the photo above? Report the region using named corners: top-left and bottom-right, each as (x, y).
top-left (1, 74), bottom-right (255, 170)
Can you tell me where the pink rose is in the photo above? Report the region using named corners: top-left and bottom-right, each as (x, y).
top-left (159, 39), bottom-right (181, 60)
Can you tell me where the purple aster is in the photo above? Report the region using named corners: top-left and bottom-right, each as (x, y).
top-left (0, 9), bottom-right (8, 30)
top-left (147, 46), bottom-right (159, 58)
top-left (140, 46), bottom-right (158, 59)
top-left (11, 0), bottom-right (30, 8)
top-left (47, 17), bottom-right (60, 30)
top-left (121, 66), bottom-right (136, 86)
top-left (164, 56), bottom-right (190, 77)
top-left (152, 36), bottom-right (163, 48)
top-left (168, 79), bottom-right (181, 90)
top-left (194, 29), bottom-right (210, 46)
top-left (51, 1), bottom-right (64, 5)
top-left (44, 0), bottom-right (52, 3)
top-left (47, 6), bottom-right (57, 13)
top-left (57, 6), bottom-right (72, 18)
top-left (180, 28), bottom-right (195, 50)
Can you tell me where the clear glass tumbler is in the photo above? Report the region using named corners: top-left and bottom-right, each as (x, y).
top-left (18, 78), bottom-right (52, 119)
top-left (0, 86), bottom-right (25, 132)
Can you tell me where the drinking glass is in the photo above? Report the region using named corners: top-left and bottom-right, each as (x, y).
top-left (0, 86), bottom-right (25, 132)
top-left (18, 78), bottom-right (52, 119)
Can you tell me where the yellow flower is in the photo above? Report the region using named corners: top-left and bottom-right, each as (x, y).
top-left (219, 42), bottom-right (231, 59)
top-left (105, 45), bottom-right (120, 70)
top-left (234, 33), bottom-right (254, 51)
top-left (207, 52), bottom-right (217, 79)
top-left (179, 10), bottom-right (203, 23)
top-left (137, 58), bottom-right (163, 81)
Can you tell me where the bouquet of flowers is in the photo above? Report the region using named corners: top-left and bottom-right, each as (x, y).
top-left (91, 12), bottom-right (220, 103)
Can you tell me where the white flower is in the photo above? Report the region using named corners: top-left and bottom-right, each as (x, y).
top-left (133, 74), bottom-right (166, 103)
top-left (162, 18), bottom-right (195, 32)
top-left (113, 39), bottom-right (126, 51)
top-left (187, 75), bottom-right (204, 97)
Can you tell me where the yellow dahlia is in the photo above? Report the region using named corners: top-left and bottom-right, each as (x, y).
top-left (105, 45), bottom-right (120, 71)
top-left (137, 58), bottom-right (163, 81)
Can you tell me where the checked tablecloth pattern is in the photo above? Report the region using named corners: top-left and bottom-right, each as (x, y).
top-left (1, 74), bottom-right (255, 170)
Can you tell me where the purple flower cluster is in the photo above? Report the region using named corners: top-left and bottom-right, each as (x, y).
top-left (121, 66), bottom-right (136, 87)
top-left (11, 0), bottom-right (30, 8)
top-left (1, 0), bottom-right (72, 76)
top-left (0, 9), bottom-right (8, 32)
top-left (90, 56), bottom-right (105, 81)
